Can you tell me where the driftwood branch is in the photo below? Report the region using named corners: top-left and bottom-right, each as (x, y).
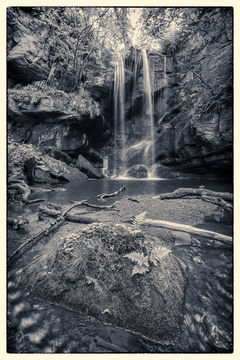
top-left (201, 195), bottom-right (233, 212)
top-left (153, 188), bottom-right (233, 202)
top-left (132, 212), bottom-right (232, 245)
top-left (39, 200), bottom-right (119, 222)
top-left (8, 183), bottom-right (31, 203)
top-left (26, 198), bottom-right (46, 205)
top-left (128, 197), bottom-right (140, 203)
top-left (8, 200), bottom-right (88, 266)
top-left (97, 185), bottom-right (126, 200)
top-left (83, 201), bottom-right (119, 210)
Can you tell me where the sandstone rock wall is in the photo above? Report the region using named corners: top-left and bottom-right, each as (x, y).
top-left (154, 8), bottom-right (233, 176)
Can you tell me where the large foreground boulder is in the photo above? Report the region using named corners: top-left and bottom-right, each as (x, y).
top-left (23, 223), bottom-right (186, 345)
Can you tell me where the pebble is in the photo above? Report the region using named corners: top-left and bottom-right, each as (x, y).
top-left (193, 256), bottom-right (204, 264)
top-left (19, 314), bottom-right (40, 329)
top-left (12, 302), bottom-right (26, 317)
top-left (27, 327), bottom-right (48, 345)
top-left (43, 346), bottom-right (54, 353)
top-left (8, 281), bottom-right (17, 290)
top-left (172, 231), bottom-right (192, 246)
top-left (8, 291), bottom-right (22, 303)
top-left (193, 314), bottom-right (202, 323)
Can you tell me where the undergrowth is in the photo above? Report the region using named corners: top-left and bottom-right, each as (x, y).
top-left (8, 80), bottom-right (101, 118)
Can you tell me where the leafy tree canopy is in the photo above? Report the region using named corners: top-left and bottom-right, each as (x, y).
top-left (8, 7), bottom-right (232, 92)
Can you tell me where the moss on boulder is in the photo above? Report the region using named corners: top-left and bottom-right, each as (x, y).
top-left (23, 223), bottom-right (187, 345)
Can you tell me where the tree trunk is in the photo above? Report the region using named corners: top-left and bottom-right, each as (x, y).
top-left (201, 195), bottom-right (233, 212)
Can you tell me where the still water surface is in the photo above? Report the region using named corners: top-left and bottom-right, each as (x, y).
top-left (30, 178), bottom-right (233, 204)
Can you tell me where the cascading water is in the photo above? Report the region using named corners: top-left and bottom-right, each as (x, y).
top-left (141, 49), bottom-right (156, 177)
top-left (113, 54), bottom-right (126, 176)
top-left (158, 55), bottom-right (168, 126)
top-left (131, 48), bottom-right (139, 117)
top-left (112, 49), bottom-right (158, 179)
top-left (102, 156), bottom-right (109, 176)
top-left (162, 55), bottom-right (168, 116)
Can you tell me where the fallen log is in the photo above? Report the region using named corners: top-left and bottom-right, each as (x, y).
top-left (39, 201), bottom-right (119, 220)
top-left (64, 214), bottom-right (99, 223)
top-left (82, 201), bottom-right (119, 211)
top-left (44, 200), bottom-right (89, 235)
top-left (132, 212), bottom-right (232, 245)
top-left (38, 205), bottom-right (62, 218)
top-left (201, 195), bottom-right (233, 212)
top-left (8, 183), bottom-right (31, 203)
top-left (8, 200), bottom-right (88, 266)
top-left (97, 185), bottom-right (126, 200)
top-left (153, 188), bottom-right (233, 202)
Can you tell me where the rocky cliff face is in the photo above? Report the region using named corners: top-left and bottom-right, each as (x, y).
top-left (7, 8), bottom-right (113, 177)
top-left (120, 8), bottom-right (232, 177)
top-left (8, 8), bottom-right (233, 178)
top-left (154, 8), bottom-right (233, 176)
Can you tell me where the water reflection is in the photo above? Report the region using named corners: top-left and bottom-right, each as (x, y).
top-left (29, 178), bottom-right (232, 205)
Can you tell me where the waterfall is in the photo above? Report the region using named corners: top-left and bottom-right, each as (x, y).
top-left (132, 49), bottom-right (139, 117)
top-left (141, 49), bottom-right (156, 177)
top-left (163, 55), bottom-right (168, 115)
top-left (113, 54), bottom-right (126, 176)
top-left (111, 49), bottom-right (159, 179)
top-left (158, 55), bottom-right (168, 126)
top-left (102, 156), bottom-right (109, 176)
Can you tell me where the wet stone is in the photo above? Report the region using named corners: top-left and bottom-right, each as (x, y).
top-left (27, 327), bottom-right (48, 345)
top-left (19, 313), bottom-right (40, 329)
top-left (193, 256), bottom-right (205, 264)
top-left (12, 302), bottom-right (29, 318)
top-left (8, 291), bottom-right (22, 303)
top-left (8, 281), bottom-right (18, 290)
top-left (172, 231), bottom-right (192, 246)
top-left (203, 314), bottom-right (232, 351)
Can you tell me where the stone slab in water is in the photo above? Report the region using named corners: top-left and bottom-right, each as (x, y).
top-left (23, 223), bottom-right (187, 345)
top-left (172, 231), bottom-right (192, 246)
top-left (126, 164), bottom-right (148, 178)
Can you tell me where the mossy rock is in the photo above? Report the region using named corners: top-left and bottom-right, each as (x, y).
top-left (23, 223), bottom-right (187, 345)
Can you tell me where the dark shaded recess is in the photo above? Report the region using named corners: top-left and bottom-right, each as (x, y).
top-left (7, 62), bottom-right (44, 85)
top-left (158, 147), bottom-right (233, 179)
top-left (85, 115), bottom-right (111, 148)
